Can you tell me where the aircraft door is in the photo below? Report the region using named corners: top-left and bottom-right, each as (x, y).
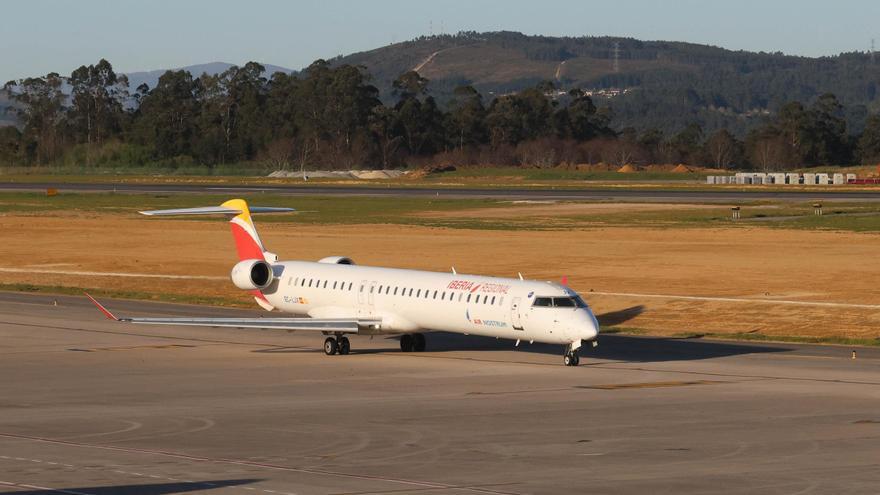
top-left (357, 280), bottom-right (367, 304)
top-left (511, 297), bottom-right (523, 330)
top-left (367, 281), bottom-right (378, 306)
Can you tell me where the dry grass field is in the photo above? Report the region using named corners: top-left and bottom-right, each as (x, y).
top-left (2, 202), bottom-right (880, 343)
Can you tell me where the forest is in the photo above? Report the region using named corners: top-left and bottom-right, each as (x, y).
top-left (3, 57), bottom-right (880, 172)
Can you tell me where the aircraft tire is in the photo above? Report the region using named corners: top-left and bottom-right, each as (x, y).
top-left (324, 337), bottom-right (338, 356)
top-left (400, 334), bottom-right (414, 352)
top-left (339, 336), bottom-right (351, 355)
top-left (413, 333), bottom-right (426, 352)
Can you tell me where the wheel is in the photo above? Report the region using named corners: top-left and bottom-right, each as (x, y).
top-left (338, 336), bottom-right (350, 355)
top-left (413, 333), bottom-right (426, 352)
top-left (572, 354), bottom-right (580, 366)
top-left (563, 352), bottom-right (580, 367)
top-left (563, 354), bottom-right (572, 366)
top-left (324, 337), bottom-right (338, 356)
top-left (400, 334), bottom-right (414, 352)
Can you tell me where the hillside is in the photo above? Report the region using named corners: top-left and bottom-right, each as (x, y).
top-left (331, 31), bottom-right (880, 135)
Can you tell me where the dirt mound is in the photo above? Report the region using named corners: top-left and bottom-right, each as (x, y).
top-left (617, 164), bottom-right (638, 173)
top-left (671, 164), bottom-right (693, 173)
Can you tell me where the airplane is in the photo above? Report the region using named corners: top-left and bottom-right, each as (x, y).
top-left (87, 198), bottom-right (600, 366)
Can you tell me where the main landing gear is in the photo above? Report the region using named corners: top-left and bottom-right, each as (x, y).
top-left (323, 335), bottom-right (351, 356)
top-left (400, 333), bottom-right (426, 352)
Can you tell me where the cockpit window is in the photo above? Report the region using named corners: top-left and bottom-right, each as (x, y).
top-left (532, 296), bottom-right (588, 308)
top-left (554, 297), bottom-right (576, 307)
top-left (533, 297), bottom-right (553, 307)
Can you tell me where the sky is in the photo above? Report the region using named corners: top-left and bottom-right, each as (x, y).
top-left (2, 0), bottom-right (879, 83)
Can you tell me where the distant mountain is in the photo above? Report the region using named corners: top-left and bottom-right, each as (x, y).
top-left (330, 31), bottom-right (880, 135)
top-left (124, 62), bottom-right (295, 91)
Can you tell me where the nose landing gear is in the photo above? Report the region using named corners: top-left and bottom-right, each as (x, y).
top-left (564, 340), bottom-right (582, 366)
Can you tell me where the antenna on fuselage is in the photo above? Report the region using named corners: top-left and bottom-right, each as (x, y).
top-left (518, 272), bottom-right (524, 280)
top-left (452, 267), bottom-right (457, 274)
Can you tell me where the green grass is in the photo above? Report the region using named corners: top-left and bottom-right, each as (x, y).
top-left (0, 191), bottom-right (499, 219)
top-left (0, 283), bottom-right (249, 308)
top-left (5, 192), bottom-right (880, 232)
top-left (429, 167), bottom-right (706, 182)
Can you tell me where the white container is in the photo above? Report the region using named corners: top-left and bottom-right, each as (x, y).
top-left (773, 173), bottom-right (786, 184)
top-left (816, 173), bottom-right (830, 185)
top-left (833, 173), bottom-right (844, 185)
top-left (785, 173), bottom-right (800, 185)
top-left (846, 173), bottom-right (857, 183)
top-left (803, 173), bottom-right (816, 185)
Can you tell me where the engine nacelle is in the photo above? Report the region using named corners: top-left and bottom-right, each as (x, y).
top-left (230, 259), bottom-right (274, 290)
top-left (317, 256), bottom-right (356, 265)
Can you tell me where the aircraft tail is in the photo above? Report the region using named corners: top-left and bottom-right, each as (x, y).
top-left (139, 199), bottom-right (293, 262)
top-left (139, 199), bottom-right (294, 311)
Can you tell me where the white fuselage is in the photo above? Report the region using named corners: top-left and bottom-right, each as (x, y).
top-left (260, 260), bottom-right (600, 346)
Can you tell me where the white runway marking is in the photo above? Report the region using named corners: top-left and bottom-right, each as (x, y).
top-left (0, 267), bottom-right (225, 281)
top-left (589, 291), bottom-right (880, 310)
top-left (0, 480), bottom-right (92, 495)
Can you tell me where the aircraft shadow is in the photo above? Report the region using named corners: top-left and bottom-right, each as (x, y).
top-left (253, 305), bottom-right (787, 363)
top-left (6, 479), bottom-right (260, 495)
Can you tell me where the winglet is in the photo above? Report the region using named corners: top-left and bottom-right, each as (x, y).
top-left (85, 293), bottom-right (119, 321)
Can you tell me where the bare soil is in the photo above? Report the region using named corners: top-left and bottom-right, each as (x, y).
top-left (2, 213), bottom-right (879, 340)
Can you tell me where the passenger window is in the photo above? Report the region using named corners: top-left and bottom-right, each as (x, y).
top-left (309, 279), bottom-right (313, 287)
top-left (348, 282), bottom-right (353, 291)
top-left (408, 288), bottom-right (413, 296)
top-left (499, 297), bottom-right (504, 306)
top-left (433, 290), bottom-right (438, 299)
top-left (416, 289), bottom-right (421, 297)
top-left (533, 297), bottom-right (552, 307)
top-left (393, 287), bottom-right (398, 295)
top-left (458, 293), bottom-right (463, 302)
top-left (323, 281), bottom-right (328, 288)
top-left (467, 294), bottom-right (471, 302)
top-left (370, 285), bottom-right (374, 294)
top-left (491, 296), bottom-right (496, 305)
top-left (290, 277), bottom-right (296, 286)
top-left (359, 285), bottom-right (364, 293)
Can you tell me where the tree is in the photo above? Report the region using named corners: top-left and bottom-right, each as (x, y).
top-left (705, 129), bottom-right (738, 169)
top-left (391, 72), bottom-right (444, 156)
top-left (132, 70), bottom-right (200, 159)
top-left (4, 73), bottom-right (67, 163)
top-left (858, 114), bottom-right (880, 164)
top-left (0, 126), bottom-right (21, 164)
top-left (446, 85), bottom-right (486, 149)
top-left (68, 59), bottom-right (129, 158)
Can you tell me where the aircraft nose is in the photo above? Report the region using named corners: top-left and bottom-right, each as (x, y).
top-left (581, 309), bottom-right (600, 341)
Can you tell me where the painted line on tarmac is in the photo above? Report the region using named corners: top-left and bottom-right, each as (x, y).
top-left (0, 267), bottom-right (226, 281)
top-left (589, 291), bottom-right (880, 310)
top-left (0, 480), bottom-right (92, 495)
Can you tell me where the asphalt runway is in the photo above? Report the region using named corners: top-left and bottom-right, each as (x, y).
top-left (3, 181), bottom-right (880, 202)
top-left (1, 292), bottom-right (879, 494)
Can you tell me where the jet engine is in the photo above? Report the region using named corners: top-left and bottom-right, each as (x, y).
top-left (317, 256), bottom-right (356, 265)
top-left (230, 259), bottom-right (274, 290)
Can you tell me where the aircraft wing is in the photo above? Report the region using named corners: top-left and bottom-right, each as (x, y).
top-left (85, 293), bottom-right (378, 334)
